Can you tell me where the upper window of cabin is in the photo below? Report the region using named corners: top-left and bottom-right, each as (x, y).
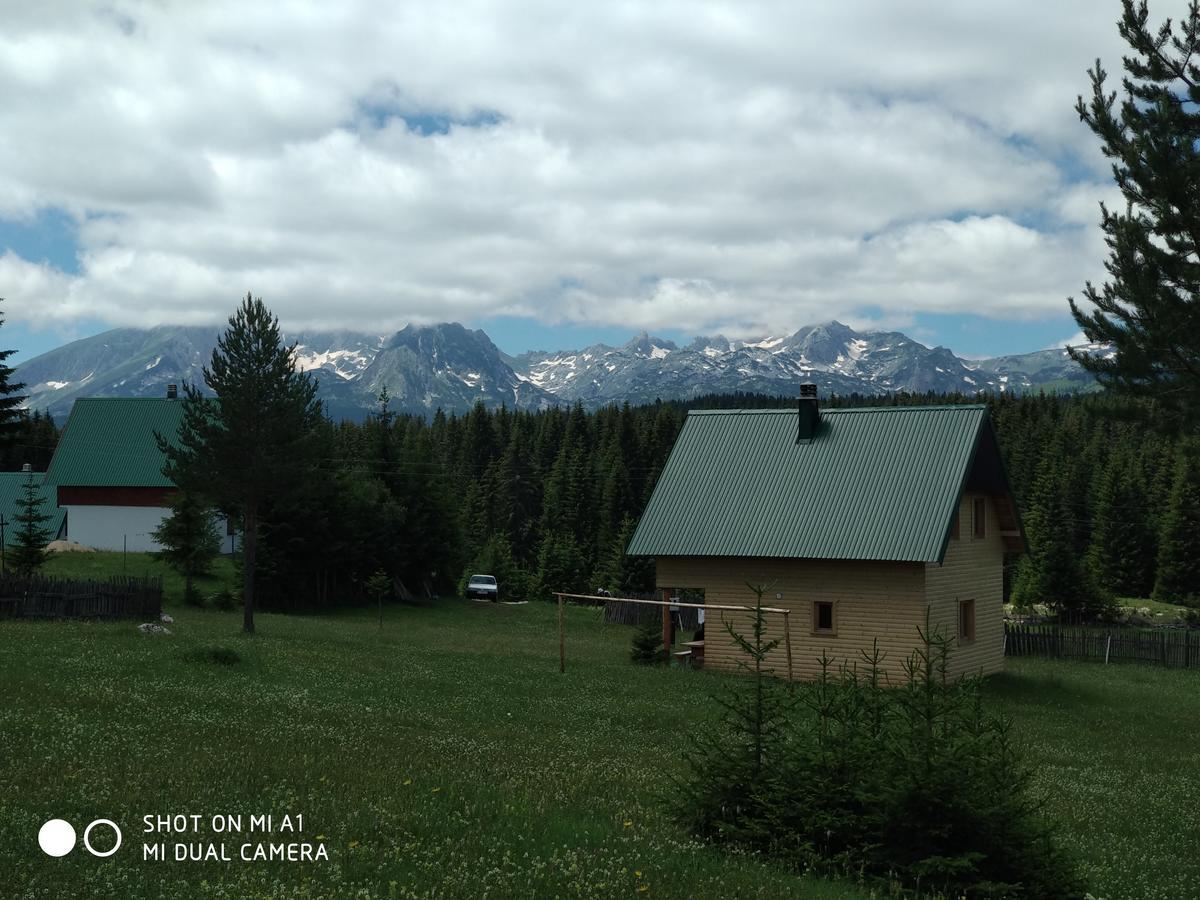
top-left (972, 497), bottom-right (986, 539)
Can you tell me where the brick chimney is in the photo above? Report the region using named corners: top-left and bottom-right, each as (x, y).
top-left (167, 384), bottom-right (178, 400)
top-left (797, 383), bottom-right (820, 443)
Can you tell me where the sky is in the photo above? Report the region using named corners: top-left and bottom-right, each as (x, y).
top-left (0, 0), bottom-right (1177, 365)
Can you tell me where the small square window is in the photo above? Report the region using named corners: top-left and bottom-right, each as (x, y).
top-left (973, 497), bottom-right (986, 539)
top-left (812, 600), bottom-right (835, 635)
top-left (950, 509), bottom-right (960, 540)
top-left (958, 599), bottom-right (976, 642)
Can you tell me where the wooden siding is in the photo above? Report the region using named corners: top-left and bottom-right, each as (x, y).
top-left (924, 492), bottom-right (1006, 678)
top-left (58, 486), bottom-right (176, 508)
top-left (656, 556), bottom-right (928, 684)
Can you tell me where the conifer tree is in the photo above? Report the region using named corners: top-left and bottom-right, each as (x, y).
top-left (0, 301), bottom-right (25, 449)
top-left (10, 470), bottom-right (51, 578)
top-left (1013, 438), bottom-right (1111, 616)
top-left (630, 618), bottom-right (666, 664)
top-left (597, 515), bottom-right (655, 594)
top-left (1153, 448), bottom-right (1200, 604)
top-left (534, 532), bottom-right (587, 599)
top-left (490, 428), bottom-right (538, 554)
top-left (1069, 1), bottom-right (1200, 431)
top-left (595, 440), bottom-right (632, 556)
top-left (152, 492), bottom-right (221, 605)
top-left (1088, 448), bottom-right (1156, 597)
top-left (160, 293), bottom-right (322, 633)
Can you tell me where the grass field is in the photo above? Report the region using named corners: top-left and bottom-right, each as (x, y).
top-left (1115, 596), bottom-right (1197, 622)
top-left (2, 558), bottom-right (1199, 898)
top-left (42, 551), bottom-right (237, 605)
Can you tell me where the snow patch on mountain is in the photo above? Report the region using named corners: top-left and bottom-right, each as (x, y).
top-left (294, 347), bottom-right (372, 380)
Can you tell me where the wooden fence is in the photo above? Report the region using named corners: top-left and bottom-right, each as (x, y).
top-left (1005, 622), bottom-right (1200, 668)
top-left (0, 575), bottom-right (163, 621)
top-left (602, 594), bottom-right (701, 631)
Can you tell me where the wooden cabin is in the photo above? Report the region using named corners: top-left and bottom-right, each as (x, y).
top-left (626, 389), bottom-right (1023, 681)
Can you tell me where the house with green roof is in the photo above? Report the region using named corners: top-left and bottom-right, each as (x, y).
top-left (44, 391), bottom-right (188, 553)
top-left (627, 387), bottom-right (1023, 681)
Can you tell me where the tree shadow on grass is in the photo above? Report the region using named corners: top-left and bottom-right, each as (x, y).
top-left (983, 669), bottom-right (1107, 711)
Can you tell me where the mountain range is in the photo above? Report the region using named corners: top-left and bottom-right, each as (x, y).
top-left (14, 321), bottom-right (1105, 420)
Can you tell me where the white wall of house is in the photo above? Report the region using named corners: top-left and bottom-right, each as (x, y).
top-left (65, 505), bottom-right (169, 553)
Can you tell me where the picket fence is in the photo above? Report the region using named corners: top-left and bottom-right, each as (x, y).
top-left (0, 575), bottom-right (162, 620)
top-left (1005, 622), bottom-right (1199, 668)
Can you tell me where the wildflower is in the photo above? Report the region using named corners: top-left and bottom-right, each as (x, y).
top-left (623, 821), bottom-right (632, 828)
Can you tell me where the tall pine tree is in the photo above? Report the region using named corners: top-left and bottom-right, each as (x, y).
top-left (1087, 447), bottom-right (1156, 597)
top-left (1153, 448), bottom-right (1200, 604)
top-left (160, 294), bottom-right (323, 633)
top-left (1069, 1), bottom-right (1200, 431)
top-left (1012, 435), bottom-right (1111, 617)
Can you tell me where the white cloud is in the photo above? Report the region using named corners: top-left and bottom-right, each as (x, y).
top-left (1050, 331), bottom-right (1090, 350)
top-left (0, 0), bottom-right (1185, 336)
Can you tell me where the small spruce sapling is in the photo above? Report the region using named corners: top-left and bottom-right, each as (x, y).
top-left (10, 470), bottom-right (51, 578)
top-left (678, 584), bottom-right (793, 847)
top-left (630, 618), bottom-right (666, 665)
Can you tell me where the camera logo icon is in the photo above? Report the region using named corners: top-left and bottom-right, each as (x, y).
top-left (38, 818), bottom-right (122, 858)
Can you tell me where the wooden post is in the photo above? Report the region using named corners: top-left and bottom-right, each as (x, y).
top-left (558, 593), bottom-right (565, 674)
top-left (1105, 634), bottom-right (1111, 665)
top-left (661, 588), bottom-right (672, 657)
top-left (782, 610), bottom-right (794, 687)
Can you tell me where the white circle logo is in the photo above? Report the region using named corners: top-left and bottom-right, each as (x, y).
top-left (83, 819), bottom-right (122, 858)
top-left (38, 819), bottom-right (76, 857)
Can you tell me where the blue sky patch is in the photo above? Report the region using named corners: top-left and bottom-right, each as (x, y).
top-left (0, 208), bottom-right (81, 275)
top-left (354, 99), bottom-right (505, 136)
top-left (478, 315), bottom-right (689, 356)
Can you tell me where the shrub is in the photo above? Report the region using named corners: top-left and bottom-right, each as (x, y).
top-left (679, 590), bottom-right (1081, 899)
top-left (185, 645), bottom-right (241, 666)
top-left (630, 619), bottom-right (666, 665)
top-left (210, 589), bottom-right (239, 612)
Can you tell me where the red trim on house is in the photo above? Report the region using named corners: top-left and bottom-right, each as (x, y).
top-left (57, 486), bottom-right (177, 508)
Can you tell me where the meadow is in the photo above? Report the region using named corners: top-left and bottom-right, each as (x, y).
top-left (0, 556), bottom-right (1197, 898)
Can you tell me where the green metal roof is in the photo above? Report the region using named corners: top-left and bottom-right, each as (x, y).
top-left (44, 398), bottom-right (183, 488)
top-left (627, 405), bottom-right (998, 564)
top-left (0, 472), bottom-right (66, 545)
